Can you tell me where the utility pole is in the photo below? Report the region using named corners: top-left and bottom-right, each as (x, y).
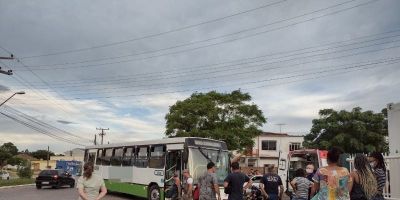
top-left (47, 146), bottom-right (50, 168)
top-left (96, 128), bottom-right (109, 145)
top-left (0, 54), bottom-right (14, 75)
top-left (94, 134), bottom-right (97, 145)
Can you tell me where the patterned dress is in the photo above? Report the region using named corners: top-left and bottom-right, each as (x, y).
top-left (312, 167), bottom-right (351, 200)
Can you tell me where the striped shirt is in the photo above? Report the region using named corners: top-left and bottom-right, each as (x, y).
top-left (374, 168), bottom-right (386, 193)
top-left (292, 177), bottom-right (313, 199)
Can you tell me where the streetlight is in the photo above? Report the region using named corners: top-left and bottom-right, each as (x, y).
top-left (0, 91), bottom-right (25, 107)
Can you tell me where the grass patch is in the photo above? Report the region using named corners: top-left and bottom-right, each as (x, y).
top-left (0, 178), bottom-right (35, 187)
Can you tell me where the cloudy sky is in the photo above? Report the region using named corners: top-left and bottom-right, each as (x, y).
top-left (0, 0), bottom-right (399, 153)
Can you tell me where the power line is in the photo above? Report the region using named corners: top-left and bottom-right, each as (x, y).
top-left (0, 46), bottom-right (105, 127)
top-left (57, 57), bottom-right (400, 100)
top-left (21, 0), bottom-right (377, 70)
top-left (0, 111), bottom-right (86, 146)
top-left (14, 29), bottom-right (400, 85)
top-left (2, 105), bottom-right (92, 142)
top-left (13, 38), bottom-right (400, 94)
top-left (19, 0), bottom-right (287, 59)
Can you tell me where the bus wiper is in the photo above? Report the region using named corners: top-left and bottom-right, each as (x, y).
top-left (198, 147), bottom-right (212, 163)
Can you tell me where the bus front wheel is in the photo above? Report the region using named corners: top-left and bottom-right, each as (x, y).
top-left (148, 184), bottom-right (160, 200)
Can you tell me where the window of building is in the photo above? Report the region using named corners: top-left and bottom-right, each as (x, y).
top-left (111, 148), bottom-right (123, 166)
top-left (261, 140), bottom-right (277, 150)
top-left (134, 146), bottom-right (148, 168)
top-left (149, 145), bottom-right (166, 168)
top-left (122, 147), bottom-right (134, 166)
top-left (289, 143), bottom-right (301, 151)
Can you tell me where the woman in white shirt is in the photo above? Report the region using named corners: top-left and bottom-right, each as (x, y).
top-left (77, 162), bottom-right (107, 200)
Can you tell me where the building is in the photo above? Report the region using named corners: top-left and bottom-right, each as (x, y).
top-left (31, 148), bottom-right (85, 171)
top-left (51, 148), bottom-right (85, 162)
top-left (31, 160), bottom-right (57, 171)
top-left (239, 132), bottom-right (304, 172)
top-left (388, 102), bottom-right (400, 156)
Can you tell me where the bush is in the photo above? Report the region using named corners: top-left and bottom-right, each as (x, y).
top-left (0, 179), bottom-right (34, 187)
top-left (17, 161), bottom-right (32, 179)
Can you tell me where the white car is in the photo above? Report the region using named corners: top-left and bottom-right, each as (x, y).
top-left (0, 171), bottom-right (10, 180)
top-left (245, 175), bottom-right (263, 193)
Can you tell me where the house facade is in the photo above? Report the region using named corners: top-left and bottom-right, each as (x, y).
top-left (239, 132), bottom-right (304, 172)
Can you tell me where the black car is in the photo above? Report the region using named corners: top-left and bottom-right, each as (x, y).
top-left (35, 169), bottom-right (75, 189)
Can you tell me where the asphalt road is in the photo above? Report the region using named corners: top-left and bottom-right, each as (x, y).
top-left (0, 185), bottom-right (141, 200)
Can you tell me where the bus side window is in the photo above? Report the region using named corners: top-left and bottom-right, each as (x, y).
top-left (103, 148), bottom-right (113, 166)
top-left (134, 146), bottom-right (148, 168)
top-left (111, 148), bottom-right (123, 166)
top-left (122, 147), bottom-right (134, 166)
top-left (149, 145), bottom-right (166, 169)
top-left (96, 149), bottom-right (103, 165)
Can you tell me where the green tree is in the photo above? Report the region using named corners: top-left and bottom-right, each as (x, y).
top-left (17, 161), bottom-right (33, 179)
top-left (7, 156), bottom-right (26, 166)
top-left (31, 150), bottom-right (55, 160)
top-left (0, 142), bottom-right (18, 156)
top-left (165, 90), bottom-right (266, 151)
top-left (0, 142), bottom-right (18, 167)
top-left (303, 107), bottom-right (388, 153)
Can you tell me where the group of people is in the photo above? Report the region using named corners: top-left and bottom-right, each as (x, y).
top-left (76, 148), bottom-right (386, 200)
top-left (289, 148), bottom-right (386, 200)
top-left (223, 162), bottom-right (284, 200)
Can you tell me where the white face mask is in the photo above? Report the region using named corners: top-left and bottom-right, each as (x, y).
top-left (370, 162), bottom-right (376, 168)
top-left (306, 168), bottom-right (314, 174)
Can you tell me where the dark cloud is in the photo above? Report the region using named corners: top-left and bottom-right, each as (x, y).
top-left (0, 84), bottom-right (10, 93)
top-left (57, 120), bottom-right (75, 125)
top-left (0, 0), bottom-right (399, 151)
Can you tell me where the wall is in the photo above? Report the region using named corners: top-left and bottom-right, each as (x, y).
top-left (31, 160), bottom-right (57, 171)
top-left (388, 102), bottom-right (400, 156)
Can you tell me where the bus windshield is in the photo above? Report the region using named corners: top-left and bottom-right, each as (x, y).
top-left (189, 147), bottom-right (230, 185)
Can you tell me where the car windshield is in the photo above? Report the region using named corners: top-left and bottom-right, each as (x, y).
top-left (188, 147), bottom-right (230, 185)
top-left (39, 170), bottom-right (58, 176)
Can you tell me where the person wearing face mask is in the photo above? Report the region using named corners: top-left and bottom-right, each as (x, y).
top-left (369, 152), bottom-right (386, 200)
top-left (305, 164), bottom-right (315, 200)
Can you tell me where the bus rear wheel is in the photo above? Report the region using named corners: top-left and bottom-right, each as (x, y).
top-left (148, 184), bottom-right (160, 200)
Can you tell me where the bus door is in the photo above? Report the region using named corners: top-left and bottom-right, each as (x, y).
top-left (165, 144), bottom-right (184, 188)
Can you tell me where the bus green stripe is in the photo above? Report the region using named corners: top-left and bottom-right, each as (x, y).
top-left (104, 180), bottom-right (164, 199)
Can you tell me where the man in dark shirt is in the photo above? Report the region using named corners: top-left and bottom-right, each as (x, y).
top-left (260, 165), bottom-right (284, 200)
top-left (223, 162), bottom-right (252, 200)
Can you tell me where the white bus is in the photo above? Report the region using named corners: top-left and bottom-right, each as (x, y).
top-left (84, 137), bottom-right (230, 200)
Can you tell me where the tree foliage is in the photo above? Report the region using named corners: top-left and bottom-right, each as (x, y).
top-left (303, 107), bottom-right (388, 153)
top-left (165, 90), bottom-right (266, 151)
top-left (31, 150), bottom-right (55, 160)
top-left (0, 142), bottom-right (19, 167)
top-left (18, 161), bottom-right (33, 179)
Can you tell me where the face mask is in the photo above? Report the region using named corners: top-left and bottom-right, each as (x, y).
top-left (306, 169), bottom-right (313, 174)
top-left (370, 162), bottom-right (376, 168)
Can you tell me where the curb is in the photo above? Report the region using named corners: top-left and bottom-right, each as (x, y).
top-left (0, 184), bottom-right (35, 189)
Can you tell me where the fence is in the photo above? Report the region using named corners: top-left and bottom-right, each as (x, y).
top-left (347, 155), bottom-right (400, 200)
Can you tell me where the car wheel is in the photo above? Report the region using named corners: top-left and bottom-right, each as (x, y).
top-left (36, 184), bottom-right (42, 189)
top-left (70, 182), bottom-right (75, 188)
top-left (148, 184), bottom-right (160, 200)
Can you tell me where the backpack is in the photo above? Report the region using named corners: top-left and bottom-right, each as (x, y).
top-left (193, 185), bottom-right (200, 200)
